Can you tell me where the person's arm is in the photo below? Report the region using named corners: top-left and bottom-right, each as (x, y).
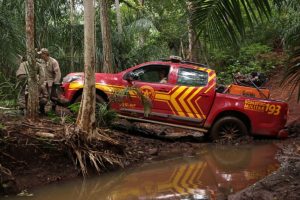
top-left (37, 62), bottom-right (46, 85)
top-left (53, 59), bottom-right (61, 84)
top-left (16, 62), bottom-right (28, 80)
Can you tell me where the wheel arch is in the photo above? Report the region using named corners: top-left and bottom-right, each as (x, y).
top-left (96, 89), bottom-right (109, 103)
top-left (71, 88), bottom-right (109, 103)
top-left (210, 110), bottom-right (252, 133)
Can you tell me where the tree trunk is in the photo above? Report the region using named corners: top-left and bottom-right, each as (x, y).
top-left (115, 0), bottom-right (122, 34)
top-left (99, 0), bottom-right (113, 73)
top-left (25, 0), bottom-right (39, 120)
top-left (76, 0), bottom-right (96, 135)
top-left (187, 0), bottom-right (200, 62)
top-left (70, 0), bottom-right (75, 71)
top-left (139, 0), bottom-right (144, 6)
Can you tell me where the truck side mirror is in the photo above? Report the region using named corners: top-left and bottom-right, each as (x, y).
top-left (124, 72), bottom-right (138, 82)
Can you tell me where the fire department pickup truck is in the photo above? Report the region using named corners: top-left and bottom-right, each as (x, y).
top-left (61, 57), bottom-right (288, 140)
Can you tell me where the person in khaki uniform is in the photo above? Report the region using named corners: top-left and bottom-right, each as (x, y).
top-left (16, 56), bottom-right (48, 114)
top-left (38, 48), bottom-right (61, 111)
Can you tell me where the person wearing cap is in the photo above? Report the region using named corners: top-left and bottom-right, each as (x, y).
top-left (38, 48), bottom-right (61, 111)
top-left (16, 55), bottom-right (48, 114)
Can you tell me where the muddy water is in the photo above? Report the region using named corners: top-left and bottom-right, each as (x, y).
top-left (9, 143), bottom-right (280, 200)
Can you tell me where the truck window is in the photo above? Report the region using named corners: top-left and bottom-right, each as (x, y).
top-left (177, 67), bottom-right (208, 86)
top-left (132, 65), bottom-right (170, 83)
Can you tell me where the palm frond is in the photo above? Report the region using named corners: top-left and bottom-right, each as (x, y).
top-left (190, 0), bottom-right (273, 48)
top-left (282, 20), bottom-right (300, 101)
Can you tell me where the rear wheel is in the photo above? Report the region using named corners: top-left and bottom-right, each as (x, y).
top-left (210, 116), bottom-right (248, 142)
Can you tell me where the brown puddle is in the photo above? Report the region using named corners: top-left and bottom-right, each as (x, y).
top-left (7, 143), bottom-right (280, 200)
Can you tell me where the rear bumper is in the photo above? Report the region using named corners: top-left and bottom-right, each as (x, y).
top-left (277, 128), bottom-right (289, 139)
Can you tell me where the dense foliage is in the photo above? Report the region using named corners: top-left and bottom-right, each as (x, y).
top-left (0, 0), bottom-right (299, 105)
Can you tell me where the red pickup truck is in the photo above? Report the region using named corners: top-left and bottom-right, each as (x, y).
top-left (61, 58), bottom-right (288, 140)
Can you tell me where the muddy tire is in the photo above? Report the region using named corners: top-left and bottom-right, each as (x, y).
top-left (210, 116), bottom-right (248, 142)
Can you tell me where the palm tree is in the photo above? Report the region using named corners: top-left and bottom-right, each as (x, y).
top-left (190, 0), bottom-right (276, 47)
top-left (190, 0), bottom-right (299, 101)
top-left (281, 1), bottom-right (300, 101)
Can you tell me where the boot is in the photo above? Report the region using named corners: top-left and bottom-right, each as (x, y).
top-left (51, 104), bottom-right (56, 112)
top-left (39, 105), bottom-right (46, 115)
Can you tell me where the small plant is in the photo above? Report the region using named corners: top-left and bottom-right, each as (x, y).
top-left (47, 110), bottom-right (75, 124)
top-left (68, 102), bottom-right (81, 113)
top-left (0, 123), bottom-right (5, 130)
top-left (95, 103), bottom-right (117, 127)
top-left (110, 86), bottom-right (152, 117)
top-left (65, 86), bottom-right (151, 127)
top-left (0, 73), bottom-right (21, 108)
top-left (47, 111), bottom-right (61, 123)
top-left (95, 86), bottom-right (151, 127)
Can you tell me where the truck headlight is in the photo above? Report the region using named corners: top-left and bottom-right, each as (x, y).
top-left (62, 74), bottom-right (82, 83)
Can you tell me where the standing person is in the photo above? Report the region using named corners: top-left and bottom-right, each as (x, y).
top-left (16, 56), bottom-right (29, 113)
top-left (16, 55), bottom-right (48, 114)
top-left (38, 48), bottom-right (61, 111)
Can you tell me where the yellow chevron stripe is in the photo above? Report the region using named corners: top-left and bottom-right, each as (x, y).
top-left (208, 73), bottom-right (216, 82)
top-left (172, 165), bottom-right (188, 194)
top-left (195, 96), bottom-right (206, 119)
top-left (154, 99), bottom-right (176, 114)
top-left (170, 86), bottom-right (187, 116)
top-left (155, 93), bottom-right (170, 101)
top-left (186, 87), bottom-right (204, 119)
top-left (181, 164), bottom-right (197, 192)
top-left (197, 162), bottom-right (207, 180)
top-left (195, 67), bottom-right (207, 71)
top-left (194, 87), bottom-right (206, 119)
top-left (204, 82), bottom-right (216, 93)
top-left (188, 163), bottom-right (204, 189)
top-left (179, 87), bottom-right (195, 117)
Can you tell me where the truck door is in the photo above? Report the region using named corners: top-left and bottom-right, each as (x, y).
top-left (121, 64), bottom-right (174, 117)
top-left (169, 66), bottom-right (216, 123)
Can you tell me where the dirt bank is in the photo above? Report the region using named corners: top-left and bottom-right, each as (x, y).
top-left (229, 136), bottom-right (300, 200)
top-left (265, 64), bottom-right (300, 124)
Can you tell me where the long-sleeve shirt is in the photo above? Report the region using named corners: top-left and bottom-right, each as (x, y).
top-left (16, 61), bottom-right (45, 85)
top-left (43, 57), bottom-right (61, 86)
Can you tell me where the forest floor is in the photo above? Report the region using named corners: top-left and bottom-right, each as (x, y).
top-left (0, 63), bottom-right (299, 199)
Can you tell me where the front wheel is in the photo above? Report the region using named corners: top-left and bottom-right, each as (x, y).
top-left (210, 116), bottom-right (248, 142)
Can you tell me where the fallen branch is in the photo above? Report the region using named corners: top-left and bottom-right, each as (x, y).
top-left (1, 152), bottom-right (29, 167)
top-left (0, 107), bottom-right (13, 110)
top-left (0, 164), bottom-right (12, 176)
top-left (21, 121), bottom-right (63, 133)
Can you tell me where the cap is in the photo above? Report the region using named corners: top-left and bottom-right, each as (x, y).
top-left (37, 48), bottom-right (49, 55)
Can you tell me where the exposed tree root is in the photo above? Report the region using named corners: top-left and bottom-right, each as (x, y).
top-left (63, 126), bottom-right (125, 177)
